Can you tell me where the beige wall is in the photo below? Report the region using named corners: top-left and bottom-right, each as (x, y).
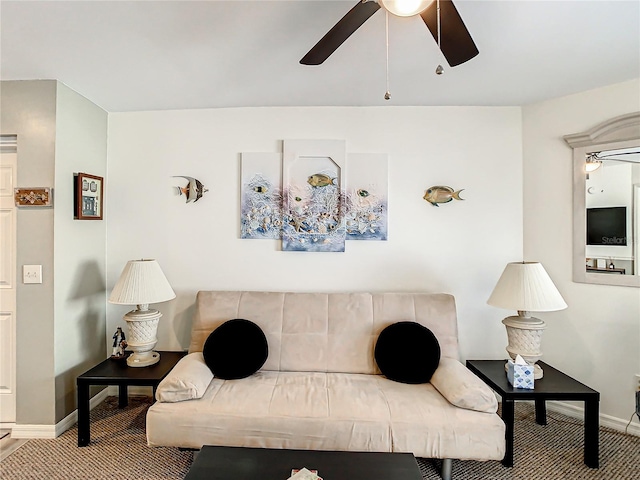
top-left (0, 80), bottom-right (107, 425)
top-left (1, 80), bottom-right (57, 424)
top-left (523, 78), bottom-right (640, 422)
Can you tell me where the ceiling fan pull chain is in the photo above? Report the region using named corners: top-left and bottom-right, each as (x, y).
top-left (384, 10), bottom-right (391, 100)
top-left (435, 0), bottom-right (444, 75)
top-left (436, 0), bottom-right (444, 75)
top-left (437, 0), bottom-right (441, 47)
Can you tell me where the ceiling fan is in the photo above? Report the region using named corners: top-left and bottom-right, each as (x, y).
top-left (300, 0), bottom-right (479, 67)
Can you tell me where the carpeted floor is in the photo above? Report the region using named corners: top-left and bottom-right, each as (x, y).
top-left (1, 396), bottom-right (638, 479)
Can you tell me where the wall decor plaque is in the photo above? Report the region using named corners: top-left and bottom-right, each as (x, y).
top-left (14, 187), bottom-right (52, 207)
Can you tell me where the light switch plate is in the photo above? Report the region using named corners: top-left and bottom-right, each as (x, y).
top-left (23, 265), bottom-right (42, 284)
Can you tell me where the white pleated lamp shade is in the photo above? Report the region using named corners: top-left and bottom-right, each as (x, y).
top-left (109, 259), bottom-right (175, 306)
top-left (487, 262), bottom-right (567, 312)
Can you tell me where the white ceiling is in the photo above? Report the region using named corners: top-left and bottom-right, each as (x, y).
top-left (1, 0), bottom-right (639, 112)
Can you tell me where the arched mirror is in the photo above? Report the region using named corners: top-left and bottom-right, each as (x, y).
top-left (564, 112), bottom-right (640, 287)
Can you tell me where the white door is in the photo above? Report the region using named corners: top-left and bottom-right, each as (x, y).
top-left (0, 139), bottom-right (17, 425)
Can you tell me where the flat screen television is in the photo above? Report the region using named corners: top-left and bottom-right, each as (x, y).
top-left (586, 206), bottom-right (627, 246)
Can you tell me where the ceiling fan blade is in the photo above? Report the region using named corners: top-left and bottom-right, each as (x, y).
top-left (300, 1), bottom-right (381, 65)
top-left (420, 0), bottom-right (478, 67)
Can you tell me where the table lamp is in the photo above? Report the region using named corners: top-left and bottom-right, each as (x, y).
top-left (109, 259), bottom-right (175, 367)
top-left (487, 261), bottom-right (567, 379)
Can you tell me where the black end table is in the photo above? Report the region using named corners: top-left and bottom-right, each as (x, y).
top-left (77, 350), bottom-right (185, 446)
top-left (185, 445), bottom-right (423, 480)
top-left (466, 359), bottom-right (599, 469)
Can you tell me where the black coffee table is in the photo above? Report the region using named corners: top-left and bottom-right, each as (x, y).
top-left (185, 446), bottom-right (423, 480)
top-left (76, 351), bottom-right (185, 446)
top-left (466, 360), bottom-right (599, 469)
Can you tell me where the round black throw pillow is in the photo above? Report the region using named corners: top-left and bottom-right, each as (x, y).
top-left (374, 321), bottom-right (441, 384)
top-left (203, 319), bottom-right (268, 380)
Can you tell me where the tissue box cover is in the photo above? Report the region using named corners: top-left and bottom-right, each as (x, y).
top-left (507, 360), bottom-right (534, 389)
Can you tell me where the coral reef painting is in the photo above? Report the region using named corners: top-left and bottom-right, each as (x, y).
top-left (240, 142), bottom-right (387, 251)
top-left (240, 153), bottom-right (282, 239)
top-left (282, 140), bottom-right (346, 252)
top-left (345, 153), bottom-right (388, 241)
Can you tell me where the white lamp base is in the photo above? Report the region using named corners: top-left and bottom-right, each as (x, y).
top-left (502, 312), bottom-right (545, 379)
top-left (123, 307), bottom-right (162, 368)
top-left (127, 350), bottom-right (160, 367)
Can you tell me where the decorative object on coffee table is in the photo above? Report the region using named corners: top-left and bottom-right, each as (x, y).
top-left (109, 259), bottom-right (175, 367)
top-left (487, 261), bottom-right (567, 379)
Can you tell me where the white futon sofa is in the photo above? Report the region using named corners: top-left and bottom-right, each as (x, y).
top-left (147, 291), bottom-right (505, 479)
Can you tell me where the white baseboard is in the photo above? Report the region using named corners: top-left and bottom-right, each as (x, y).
top-left (547, 400), bottom-right (640, 437)
top-left (9, 423), bottom-right (57, 439)
top-left (11, 389), bottom-right (110, 439)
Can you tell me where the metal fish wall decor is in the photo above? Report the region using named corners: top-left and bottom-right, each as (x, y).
top-left (173, 176), bottom-right (208, 203)
top-left (423, 186), bottom-right (465, 207)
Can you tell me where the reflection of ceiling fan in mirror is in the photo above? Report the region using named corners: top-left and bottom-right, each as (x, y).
top-left (300, 0), bottom-right (479, 67)
top-left (594, 147), bottom-right (640, 162)
top-left (586, 147), bottom-right (640, 173)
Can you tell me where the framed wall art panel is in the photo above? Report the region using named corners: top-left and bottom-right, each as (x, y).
top-left (282, 139), bottom-right (346, 252)
top-left (240, 152), bottom-right (283, 239)
top-left (345, 153), bottom-right (388, 241)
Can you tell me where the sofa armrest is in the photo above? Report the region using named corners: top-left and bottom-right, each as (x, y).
top-left (430, 357), bottom-right (498, 413)
top-left (155, 352), bottom-right (213, 403)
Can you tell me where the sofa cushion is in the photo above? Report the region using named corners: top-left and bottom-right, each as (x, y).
top-left (203, 319), bottom-right (268, 379)
top-left (155, 352), bottom-right (213, 402)
top-left (430, 357), bottom-right (498, 413)
top-left (146, 371), bottom-right (506, 461)
top-left (188, 292), bottom-right (461, 375)
top-left (374, 321), bottom-right (440, 384)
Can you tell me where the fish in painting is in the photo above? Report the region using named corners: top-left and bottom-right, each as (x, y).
top-left (174, 176), bottom-right (209, 203)
top-left (357, 189), bottom-right (370, 197)
top-left (307, 174), bottom-right (336, 188)
top-left (423, 186), bottom-right (464, 207)
top-left (253, 185), bottom-right (268, 194)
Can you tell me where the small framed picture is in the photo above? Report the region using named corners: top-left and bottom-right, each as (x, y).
top-left (74, 173), bottom-right (103, 220)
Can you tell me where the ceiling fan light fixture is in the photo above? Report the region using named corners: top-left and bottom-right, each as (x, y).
top-left (380, 0), bottom-right (432, 17)
top-left (585, 155), bottom-right (603, 173)
top-left (585, 161), bottom-right (602, 173)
